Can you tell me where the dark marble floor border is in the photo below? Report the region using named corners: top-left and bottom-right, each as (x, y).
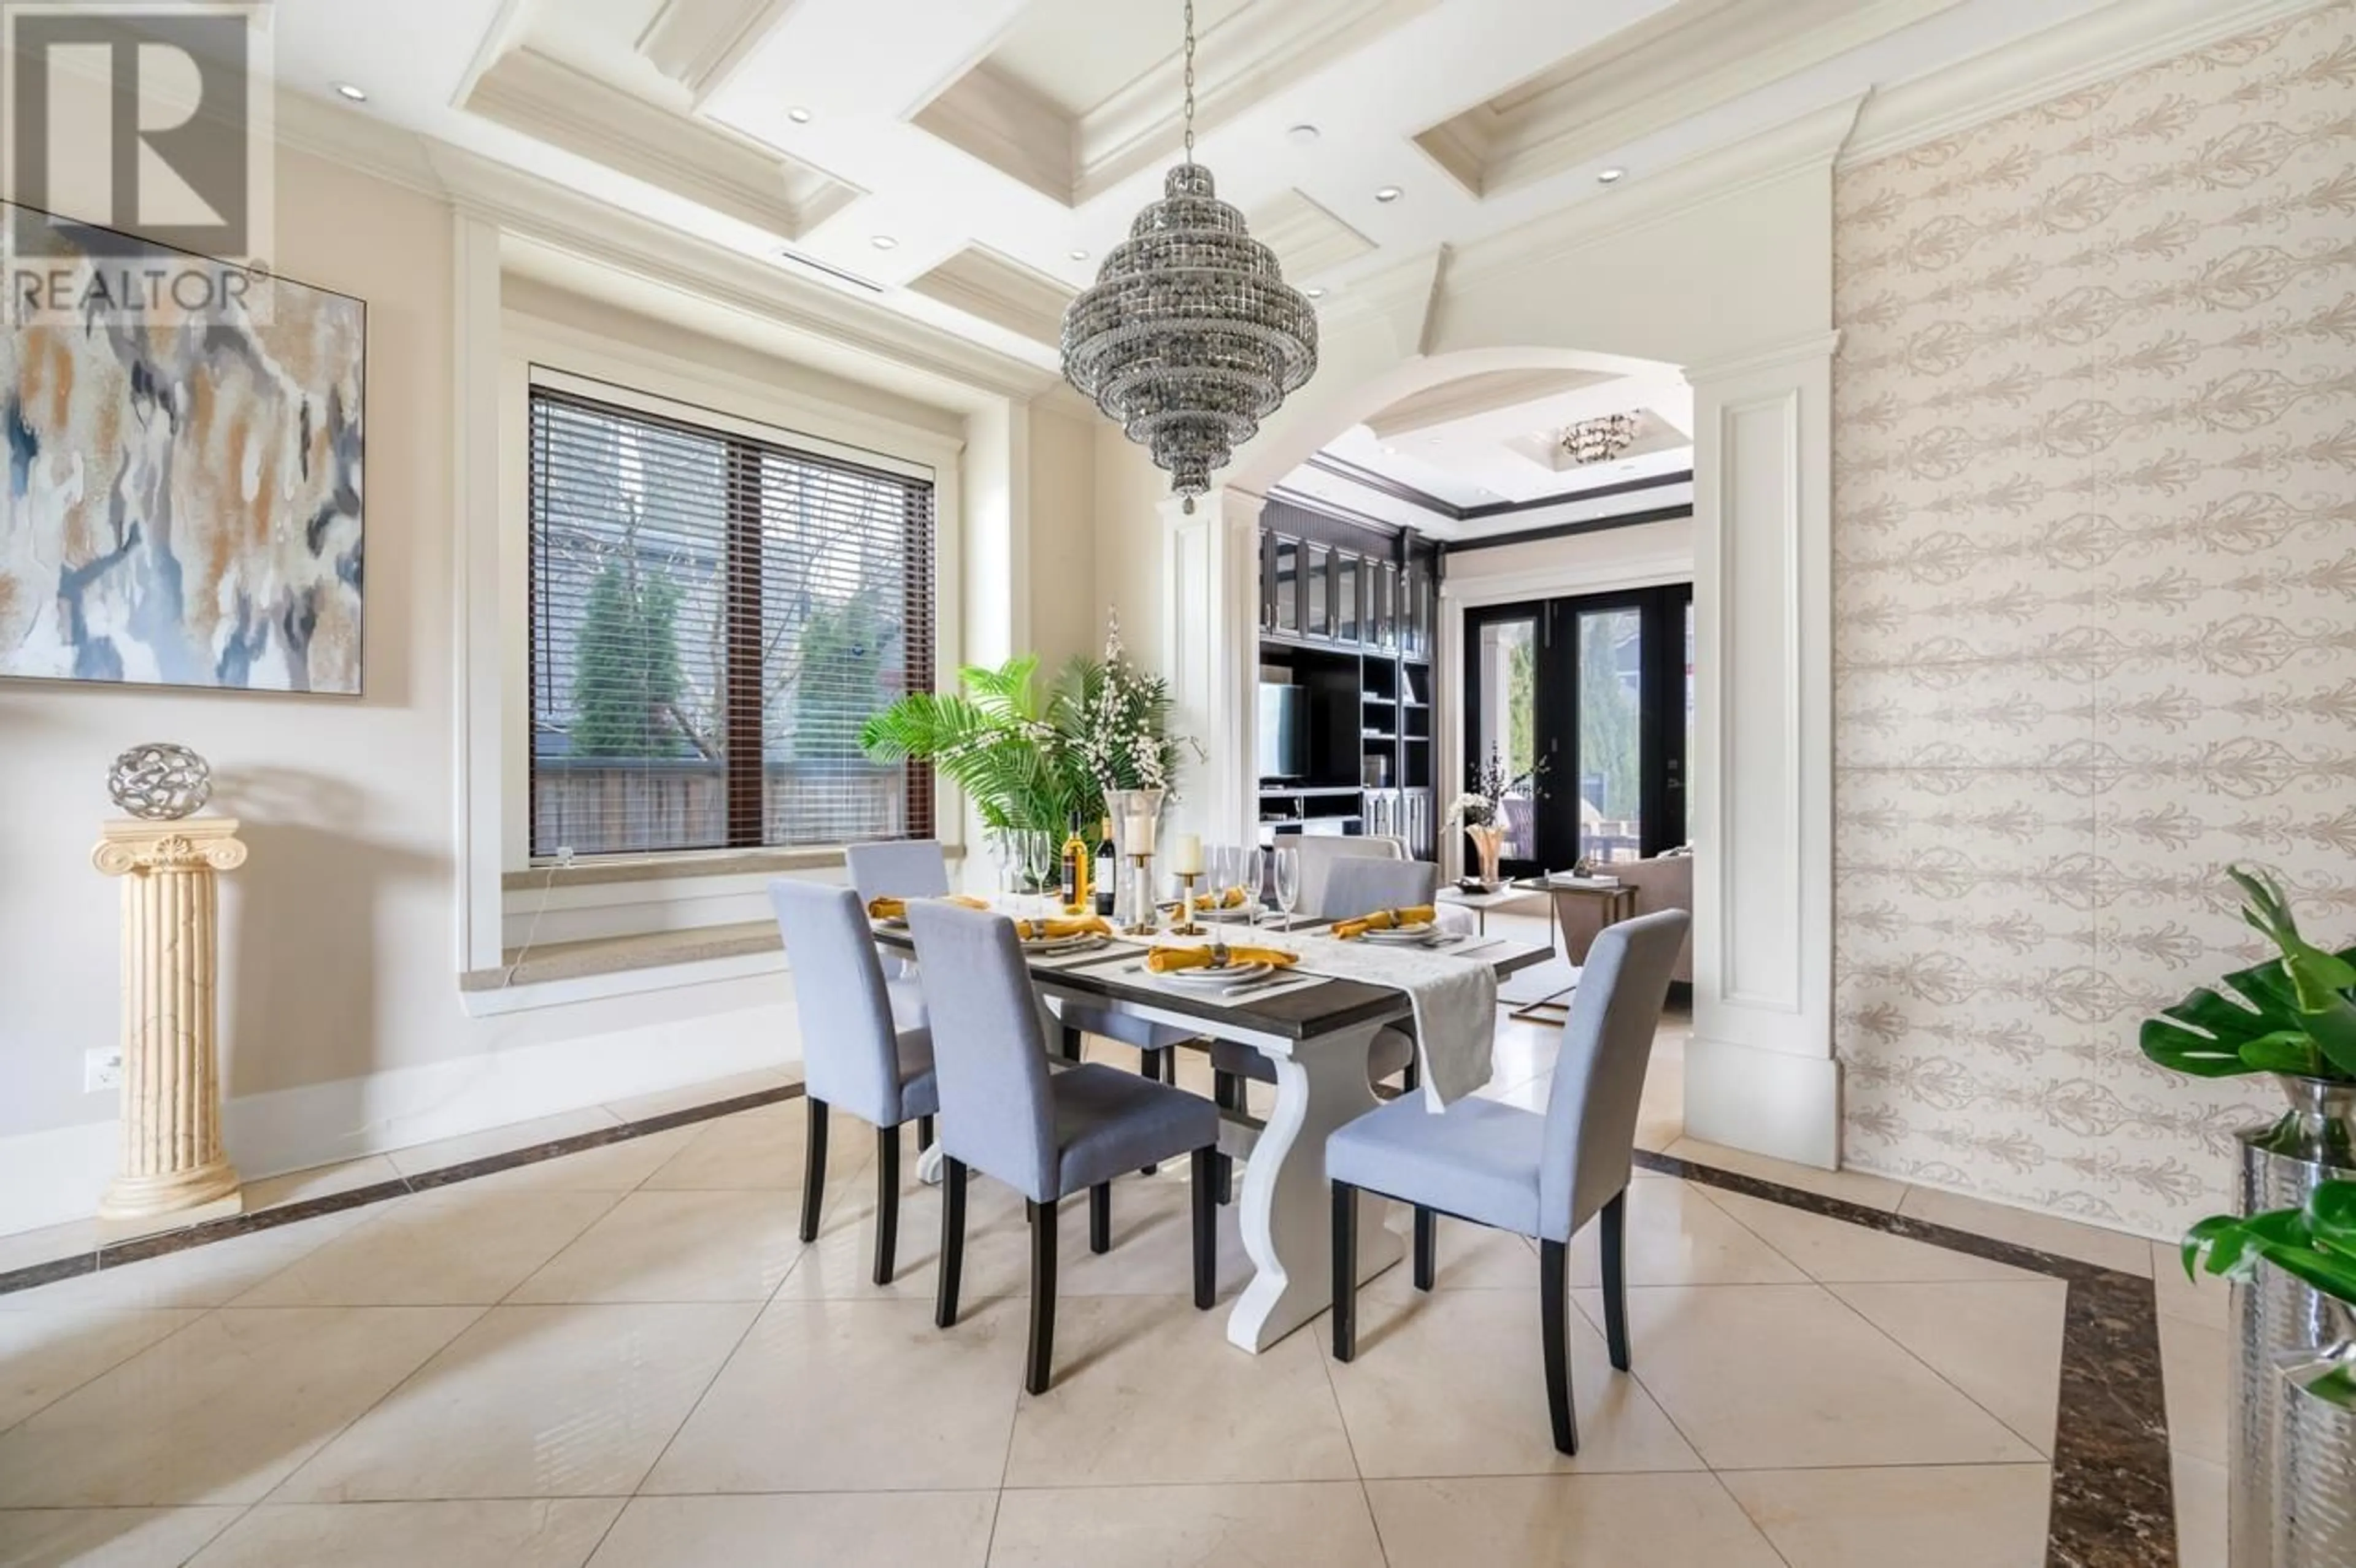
top-left (1633, 1147), bottom-right (2174, 1568)
top-left (0, 1083), bottom-right (2172, 1566)
top-left (0, 1082), bottom-right (806, 1297)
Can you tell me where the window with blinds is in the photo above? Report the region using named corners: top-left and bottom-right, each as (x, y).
top-left (526, 383), bottom-right (935, 861)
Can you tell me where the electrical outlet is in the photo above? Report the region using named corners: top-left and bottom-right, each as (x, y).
top-left (84, 1048), bottom-right (123, 1093)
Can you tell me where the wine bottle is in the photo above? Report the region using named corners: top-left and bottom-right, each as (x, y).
top-left (1061, 818), bottom-right (1090, 914)
top-left (1093, 817), bottom-right (1117, 917)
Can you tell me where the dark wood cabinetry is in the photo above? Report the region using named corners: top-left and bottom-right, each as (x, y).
top-left (1254, 499), bottom-right (1442, 861)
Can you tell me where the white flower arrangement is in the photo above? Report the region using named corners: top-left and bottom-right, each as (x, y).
top-left (1447, 791), bottom-right (1496, 829)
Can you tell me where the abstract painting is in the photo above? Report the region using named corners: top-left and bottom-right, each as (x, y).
top-left (0, 204), bottom-right (366, 693)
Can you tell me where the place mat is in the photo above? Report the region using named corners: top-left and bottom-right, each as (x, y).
top-left (1098, 953), bottom-right (1330, 1010)
top-left (1023, 935), bottom-right (1136, 971)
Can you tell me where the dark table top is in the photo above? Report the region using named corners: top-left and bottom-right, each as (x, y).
top-left (872, 920), bottom-right (1552, 1042)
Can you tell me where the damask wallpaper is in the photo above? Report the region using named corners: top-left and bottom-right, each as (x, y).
top-left (1830, 0), bottom-right (2356, 1238)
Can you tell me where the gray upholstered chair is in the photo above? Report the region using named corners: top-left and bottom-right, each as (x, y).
top-left (768, 878), bottom-right (941, 1286)
top-left (1326, 909), bottom-right (1690, 1456)
top-left (1295, 834), bottom-right (1405, 918)
top-left (906, 900), bottom-right (1220, 1395)
top-left (844, 839), bottom-right (949, 988)
top-left (843, 838), bottom-right (952, 902)
top-left (1209, 858), bottom-right (1440, 1186)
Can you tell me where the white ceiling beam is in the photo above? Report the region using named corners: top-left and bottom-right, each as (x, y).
top-left (637, 0), bottom-right (804, 106)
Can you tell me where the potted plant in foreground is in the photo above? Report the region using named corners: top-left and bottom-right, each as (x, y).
top-left (2144, 868), bottom-right (2356, 1568)
top-left (2185, 1182), bottom-right (2356, 1566)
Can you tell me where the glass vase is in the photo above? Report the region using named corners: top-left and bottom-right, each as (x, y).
top-left (1104, 788), bottom-right (1165, 928)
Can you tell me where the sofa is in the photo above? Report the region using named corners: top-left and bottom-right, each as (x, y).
top-left (1550, 852), bottom-right (1694, 983)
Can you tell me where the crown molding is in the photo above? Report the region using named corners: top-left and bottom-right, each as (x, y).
top-left (1249, 189), bottom-right (1377, 281)
top-left (907, 244), bottom-right (1074, 348)
top-left (1682, 329), bottom-right (1842, 386)
top-left (274, 86), bottom-right (448, 200)
top-left (1446, 94), bottom-right (1866, 294)
top-left (1415, 0), bottom-right (1963, 199)
top-left (464, 46), bottom-right (861, 240)
top-left (637, 0), bottom-right (803, 106)
top-left (1842, 0), bottom-right (2336, 166)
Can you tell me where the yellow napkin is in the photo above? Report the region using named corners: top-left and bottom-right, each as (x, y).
top-left (1332, 905), bottom-right (1438, 940)
top-left (1014, 915), bottom-right (1112, 940)
top-left (866, 894), bottom-right (987, 920)
top-left (1145, 945), bottom-right (1300, 974)
top-left (1190, 885), bottom-right (1250, 912)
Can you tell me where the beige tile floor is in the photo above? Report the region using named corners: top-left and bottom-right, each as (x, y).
top-left (0, 917), bottom-right (2227, 1567)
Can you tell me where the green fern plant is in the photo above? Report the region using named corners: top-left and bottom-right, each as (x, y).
top-left (858, 656), bottom-right (1088, 832)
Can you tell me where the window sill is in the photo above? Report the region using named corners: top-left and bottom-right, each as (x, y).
top-left (502, 843), bottom-right (961, 894)
top-left (461, 920), bottom-right (782, 993)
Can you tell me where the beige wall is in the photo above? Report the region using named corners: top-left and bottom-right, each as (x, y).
top-left (1026, 404), bottom-right (1099, 672)
top-left (1830, 0), bottom-right (2356, 1237)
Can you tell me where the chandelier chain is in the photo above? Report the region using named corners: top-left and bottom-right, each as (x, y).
top-left (1182, 0), bottom-right (1196, 160)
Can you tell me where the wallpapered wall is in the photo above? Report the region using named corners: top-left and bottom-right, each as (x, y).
top-left (1830, 0), bottom-right (2356, 1238)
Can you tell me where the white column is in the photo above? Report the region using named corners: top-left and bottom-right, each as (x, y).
top-left (92, 818), bottom-right (247, 1224)
top-left (1684, 332), bottom-right (1840, 1169)
top-left (1159, 486), bottom-right (1266, 850)
top-left (451, 209), bottom-right (507, 974)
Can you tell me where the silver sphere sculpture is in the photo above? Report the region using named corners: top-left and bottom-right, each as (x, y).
top-left (108, 743), bottom-right (213, 821)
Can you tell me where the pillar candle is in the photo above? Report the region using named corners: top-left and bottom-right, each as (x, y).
top-left (1169, 832), bottom-right (1204, 876)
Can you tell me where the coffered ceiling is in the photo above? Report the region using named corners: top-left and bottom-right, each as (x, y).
top-left (263, 0), bottom-right (2127, 380)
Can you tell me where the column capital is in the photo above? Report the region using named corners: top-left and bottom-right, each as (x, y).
top-left (1682, 330), bottom-right (1842, 388)
top-left (93, 817), bottom-right (247, 877)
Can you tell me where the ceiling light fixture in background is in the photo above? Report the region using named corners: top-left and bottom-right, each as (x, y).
top-left (1061, 0), bottom-right (1318, 510)
top-left (1069, 248), bottom-right (1090, 261)
top-left (332, 82), bottom-right (368, 102)
top-left (1597, 167), bottom-right (1626, 184)
top-left (871, 235), bottom-right (898, 250)
top-left (1287, 124), bottom-right (1320, 145)
top-left (787, 106), bottom-right (814, 123)
top-left (1559, 413), bottom-right (1640, 466)
top-left (1374, 186), bottom-right (1403, 203)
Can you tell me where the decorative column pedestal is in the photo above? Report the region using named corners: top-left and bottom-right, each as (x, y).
top-left (91, 818), bottom-right (246, 1228)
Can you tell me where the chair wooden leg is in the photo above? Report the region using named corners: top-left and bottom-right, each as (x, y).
top-left (1211, 1070), bottom-right (1239, 1205)
top-left (934, 1157), bottom-right (967, 1329)
top-left (1331, 1180), bottom-right (1358, 1362)
top-left (1162, 1048), bottom-right (1179, 1084)
top-left (1088, 1182), bottom-right (1112, 1255)
top-left (1412, 1206), bottom-right (1436, 1291)
top-left (916, 1115), bottom-right (934, 1153)
top-left (1190, 1148), bottom-right (1216, 1310)
top-left (872, 1124), bottom-right (901, 1286)
top-left (1600, 1189), bottom-right (1632, 1372)
top-left (1401, 1056), bottom-right (1421, 1093)
top-left (1138, 1050), bottom-right (1163, 1175)
top-left (798, 1098), bottom-right (830, 1243)
top-left (1026, 1197), bottom-right (1060, 1396)
top-left (1541, 1238), bottom-right (1579, 1456)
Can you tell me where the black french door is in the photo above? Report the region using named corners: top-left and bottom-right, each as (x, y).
top-left (1461, 584), bottom-right (1693, 877)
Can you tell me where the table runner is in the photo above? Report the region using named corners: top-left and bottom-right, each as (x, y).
top-left (1150, 929), bottom-right (1497, 1110)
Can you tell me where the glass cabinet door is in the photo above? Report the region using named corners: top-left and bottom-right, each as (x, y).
top-left (1260, 534), bottom-right (1278, 631)
top-left (1273, 537), bottom-right (1301, 634)
top-left (1376, 562), bottom-right (1397, 648)
top-left (1306, 545), bottom-right (1331, 638)
top-left (1336, 554), bottom-right (1360, 644)
top-left (1403, 563), bottom-right (1425, 656)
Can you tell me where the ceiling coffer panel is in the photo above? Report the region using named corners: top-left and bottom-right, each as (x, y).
top-left (466, 46), bottom-right (863, 240)
top-left (907, 245), bottom-right (1077, 347)
top-left (907, 0), bottom-right (1439, 208)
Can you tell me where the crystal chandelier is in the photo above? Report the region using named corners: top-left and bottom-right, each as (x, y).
top-left (1558, 413), bottom-right (1640, 467)
top-left (1061, 0), bottom-right (1319, 512)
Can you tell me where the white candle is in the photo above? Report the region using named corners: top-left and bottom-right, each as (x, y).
top-left (1169, 832), bottom-right (1204, 876)
top-left (1126, 809), bottom-right (1158, 857)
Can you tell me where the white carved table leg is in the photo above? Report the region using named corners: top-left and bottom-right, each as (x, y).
top-left (1227, 1019), bottom-right (1403, 1353)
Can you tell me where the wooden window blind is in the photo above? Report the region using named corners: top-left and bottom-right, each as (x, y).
top-left (527, 384), bottom-right (935, 861)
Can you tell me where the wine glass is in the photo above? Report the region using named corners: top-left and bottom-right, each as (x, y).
top-left (985, 828), bottom-right (1015, 904)
top-left (1272, 844), bottom-right (1302, 929)
top-left (1022, 830), bottom-right (1057, 919)
top-left (1209, 844), bottom-right (1239, 915)
top-left (1241, 846), bottom-right (1266, 926)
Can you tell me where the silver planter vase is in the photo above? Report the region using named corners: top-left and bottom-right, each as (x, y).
top-left (2232, 1075), bottom-right (2356, 1568)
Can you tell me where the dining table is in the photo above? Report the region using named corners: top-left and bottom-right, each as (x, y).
top-left (870, 905), bottom-right (1552, 1354)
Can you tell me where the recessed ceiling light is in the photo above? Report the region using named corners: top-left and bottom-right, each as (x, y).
top-left (1382, 444), bottom-right (1398, 456)
top-left (331, 82), bottom-right (368, 102)
top-left (1598, 167), bottom-right (1626, 184)
top-left (1374, 186), bottom-right (1403, 203)
top-left (1069, 248), bottom-right (1090, 261)
top-left (1305, 286), bottom-right (1326, 299)
top-left (787, 106), bottom-right (814, 123)
top-left (871, 234), bottom-right (898, 250)
top-left (1287, 123), bottom-right (1320, 145)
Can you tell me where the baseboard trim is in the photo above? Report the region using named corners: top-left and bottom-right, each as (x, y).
top-left (1681, 1034), bottom-right (1842, 1169)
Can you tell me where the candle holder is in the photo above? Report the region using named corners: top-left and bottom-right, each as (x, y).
top-left (1123, 853), bottom-right (1160, 936)
top-left (1170, 870), bottom-right (1204, 936)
